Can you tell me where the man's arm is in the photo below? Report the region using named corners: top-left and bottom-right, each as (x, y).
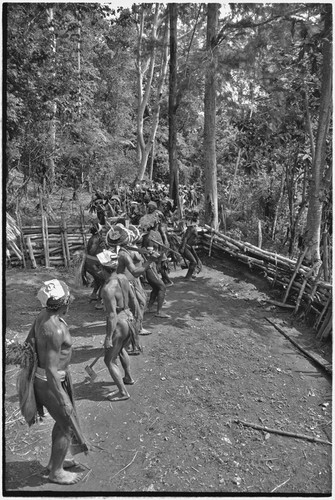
top-left (101, 286), bottom-right (118, 349)
top-left (122, 252), bottom-right (155, 278)
top-left (24, 320), bottom-right (36, 343)
top-left (44, 327), bottom-right (73, 411)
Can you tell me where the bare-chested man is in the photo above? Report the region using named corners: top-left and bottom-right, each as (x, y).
top-left (100, 258), bottom-right (146, 400)
top-left (106, 224), bottom-right (157, 349)
top-left (179, 212), bottom-right (202, 281)
top-left (19, 279), bottom-right (88, 485)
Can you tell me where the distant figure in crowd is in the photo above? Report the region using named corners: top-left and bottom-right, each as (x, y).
top-left (141, 215), bottom-right (171, 319)
top-left (82, 221), bottom-right (107, 310)
top-left (147, 201), bottom-right (173, 286)
top-left (17, 279), bottom-right (88, 485)
top-left (179, 212), bottom-right (202, 281)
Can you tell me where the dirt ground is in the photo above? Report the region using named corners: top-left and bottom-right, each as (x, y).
top-left (4, 251), bottom-right (332, 495)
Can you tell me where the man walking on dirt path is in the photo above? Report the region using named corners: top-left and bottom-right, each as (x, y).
top-left (139, 215), bottom-right (171, 319)
top-left (17, 279), bottom-right (88, 485)
top-left (179, 212), bottom-right (202, 281)
top-left (106, 224), bottom-right (157, 352)
top-left (100, 258), bottom-right (144, 401)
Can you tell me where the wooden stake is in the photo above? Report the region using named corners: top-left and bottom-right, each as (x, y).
top-left (15, 204), bottom-right (26, 268)
top-left (61, 232), bottom-right (69, 268)
top-left (43, 214), bottom-right (50, 267)
top-left (63, 219), bottom-right (71, 264)
top-left (26, 237), bottom-right (37, 269)
top-left (282, 247), bottom-right (308, 304)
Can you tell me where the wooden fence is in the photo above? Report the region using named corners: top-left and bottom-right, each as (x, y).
top-left (7, 222), bottom-right (332, 342)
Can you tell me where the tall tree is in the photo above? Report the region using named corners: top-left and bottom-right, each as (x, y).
top-left (168, 3), bottom-right (179, 212)
top-left (304, 4), bottom-right (332, 268)
top-left (135, 4), bottom-right (168, 180)
top-left (204, 3), bottom-right (219, 228)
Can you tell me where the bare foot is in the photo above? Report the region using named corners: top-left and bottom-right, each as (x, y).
top-left (47, 459), bottom-right (78, 471)
top-left (145, 308), bottom-right (155, 314)
top-left (139, 328), bottom-right (152, 335)
top-left (155, 312), bottom-right (171, 319)
top-left (107, 390), bottom-right (130, 401)
top-left (123, 377), bottom-right (135, 385)
top-left (126, 348), bottom-right (141, 356)
top-left (49, 470), bottom-right (82, 484)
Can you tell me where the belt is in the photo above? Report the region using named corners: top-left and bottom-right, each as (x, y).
top-left (35, 366), bottom-right (67, 382)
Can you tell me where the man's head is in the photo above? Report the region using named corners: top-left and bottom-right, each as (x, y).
top-left (90, 220), bottom-right (102, 235)
top-left (147, 201), bottom-right (157, 214)
top-left (185, 210), bottom-right (199, 225)
top-left (37, 279), bottom-right (72, 311)
top-left (106, 224), bottom-right (130, 247)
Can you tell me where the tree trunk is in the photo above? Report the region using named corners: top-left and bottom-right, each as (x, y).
top-left (168, 3), bottom-right (179, 212)
top-left (136, 4), bottom-right (166, 181)
top-left (304, 5), bottom-right (332, 268)
top-left (204, 3), bottom-right (219, 229)
top-left (47, 6), bottom-right (56, 191)
top-left (138, 18), bottom-right (169, 179)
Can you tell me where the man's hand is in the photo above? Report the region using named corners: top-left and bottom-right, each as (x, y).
top-left (104, 336), bottom-right (113, 349)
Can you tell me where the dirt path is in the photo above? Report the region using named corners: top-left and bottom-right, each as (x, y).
top-left (5, 253), bottom-right (332, 494)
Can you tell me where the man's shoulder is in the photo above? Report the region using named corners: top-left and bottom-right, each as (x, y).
top-left (37, 314), bottom-right (67, 336)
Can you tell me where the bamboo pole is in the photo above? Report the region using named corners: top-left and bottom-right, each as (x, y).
top-left (44, 214), bottom-right (50, 267)
top-left (80, 205), bottom-right (87, 247)
top-left (15, 205), bottom-right (26, 268)
top-left (314, 296), bottom-right (331, 330)
top-left (26, 237), bottom-right (37, 269)
top-left (234, 419), bottom-right (331, 446)
top-left (61, 232), bottom-right (69, 268)
top-left (257, 219), bottom-right (262, 248)
top-left (294, 263), bottom-right (318, 314)
top-left (63, 219), bottom-right (71, 264)
top-left (316, 306), bottom-right (332, 340)
top-left (265, 318), bottom-right (332, 374)
top-left (282, 247), bottom-right (308, 304)
top-left (204, 225), bottom-right (308, 271)
top-left (322, 232), bottom-right (330, 282)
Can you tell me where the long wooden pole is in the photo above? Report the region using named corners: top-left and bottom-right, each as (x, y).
top-left (26, 237), bottom-right (37, 269)
top-left (235, 419), bottom-right (331, 446)
top-left (44, 214), bottom-right (50, 267)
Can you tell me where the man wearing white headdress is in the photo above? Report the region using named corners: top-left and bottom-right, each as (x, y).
top-left (17, 279), bottom-right (88, 485)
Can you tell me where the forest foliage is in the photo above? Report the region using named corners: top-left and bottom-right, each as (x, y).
top-left (5, 3), bottom-right (332, 260)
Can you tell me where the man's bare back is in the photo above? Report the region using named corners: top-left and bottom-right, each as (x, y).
top-left (34, 311), bottom-right (72, 371)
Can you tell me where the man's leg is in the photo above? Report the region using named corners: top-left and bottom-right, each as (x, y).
top-left (119, 348), bottom-right (134, 385)
top-left (34, 380), bottom-right (83, 484)
top-left (183, 248), bottom-right (197, 280)
top-left (47, 423), bottom-right (82, 484)
top-left (104, 326), bottom-right (131, 401)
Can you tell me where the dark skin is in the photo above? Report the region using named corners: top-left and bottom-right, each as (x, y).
top-left (101, 269), bottom-right (138, 401)
top-left (25, 303), bottom-right (82, 485)
top-left (142, 229), bottom-right (170, 318)
top-left (85, 231), bottom-right (107, 302)
top-left (180, 222), bottom-right (202, 280)
top-left (116, 245), bottom-right (156, 332)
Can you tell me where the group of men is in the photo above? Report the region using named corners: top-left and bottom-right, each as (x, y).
top-left (15, 208), bottom-right (201, 485)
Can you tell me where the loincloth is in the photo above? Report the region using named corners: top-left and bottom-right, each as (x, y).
top-left (34, 368), bottom-right (88, 455)
top-left (118, 308), bottom-right (140, 352)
